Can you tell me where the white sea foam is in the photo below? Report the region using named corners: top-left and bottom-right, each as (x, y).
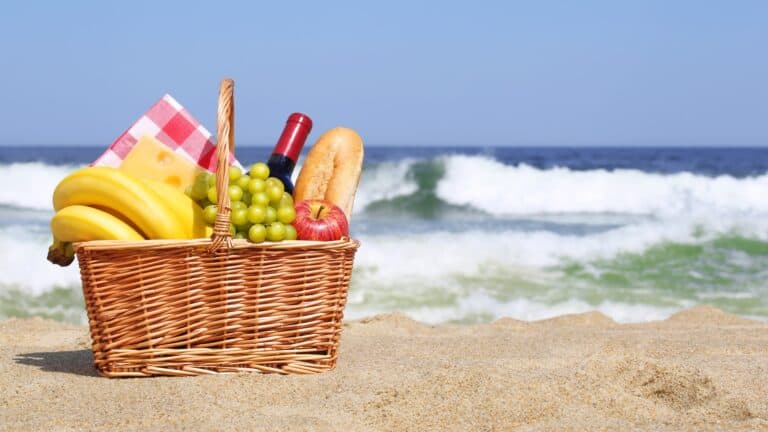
top-left (0, 225), bottom-right (81, 294)
top-left (353, 159), bottom-right (420, 213)
top-left (345, 293), bottom-right (686, 324)
top-left (351, 216), bottom-right (768, 281)
top-left (3, 212), bottom-right (765, 322)
top-left (436, 155), bottom-right (768, 217)
top-left (0, 163), bottom-right (80, 210)
top-left (7, 215), bottom-right (726, 317)
top-left (344, 215), bottom-right (768, 323)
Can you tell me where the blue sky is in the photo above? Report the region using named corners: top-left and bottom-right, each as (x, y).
top-left (1, 1), bottom-right (766, 146)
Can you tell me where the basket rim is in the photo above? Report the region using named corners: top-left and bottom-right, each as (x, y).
top-left (74, 237), bottom-right (360, 252)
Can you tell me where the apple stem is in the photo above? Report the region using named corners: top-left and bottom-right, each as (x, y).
top-left (315, 205), bottom-right (325, 219)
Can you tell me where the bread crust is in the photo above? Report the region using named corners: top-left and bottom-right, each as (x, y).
top-left (294, 127), bottom-right (364, 219)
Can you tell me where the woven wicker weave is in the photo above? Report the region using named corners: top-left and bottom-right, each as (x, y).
top-left (75, 79), bottom-right (360, 377)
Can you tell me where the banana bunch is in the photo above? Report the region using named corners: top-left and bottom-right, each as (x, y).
top-left (48, 166), bottom-right (210, 266)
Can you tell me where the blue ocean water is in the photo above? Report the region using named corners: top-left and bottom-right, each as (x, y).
top-left (2, 146), bottom-right (768, 324)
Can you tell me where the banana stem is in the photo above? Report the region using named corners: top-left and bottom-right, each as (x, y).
top-left (47, 238), bottom-right (75, 267)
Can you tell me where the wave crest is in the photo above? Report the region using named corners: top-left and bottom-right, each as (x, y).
top-left (432, 155), bottom-right (768, 217)
top-left (0, 163), bottom-right (79, 210)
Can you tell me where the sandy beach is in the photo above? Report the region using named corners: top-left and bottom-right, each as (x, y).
top-left (1, 306), bottom-right (767, 431)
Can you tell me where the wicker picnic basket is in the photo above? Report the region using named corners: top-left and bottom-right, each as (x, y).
top-left (75, 79), bottom-right (360, 377)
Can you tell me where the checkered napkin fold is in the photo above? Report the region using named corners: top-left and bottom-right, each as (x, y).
top-left (92, 94), bottom-right (241, 171)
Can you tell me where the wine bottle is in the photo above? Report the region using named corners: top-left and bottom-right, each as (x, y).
top-left (267, 113), bottom-right (313, 194)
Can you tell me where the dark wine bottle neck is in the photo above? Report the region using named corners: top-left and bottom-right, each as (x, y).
top-left (267, 154), bottom-right (296, 194)
top-left (267, 113), bottom-right (311, 195)
top-left (267, 153), bottom-right (296, 173)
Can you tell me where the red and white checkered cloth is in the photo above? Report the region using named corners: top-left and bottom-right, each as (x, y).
top-left (93, 94), bottom-right (241, 171)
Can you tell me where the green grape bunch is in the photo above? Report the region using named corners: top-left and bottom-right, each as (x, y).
top-left (185, 162), bottom-right (298, 243)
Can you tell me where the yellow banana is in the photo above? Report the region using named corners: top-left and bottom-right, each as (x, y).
top-left (53, 167), bottom-right (186, 239)
top-left (139, 178), bottom-right (209, 238)
top-left (51, 205), bottom-right (144, 242)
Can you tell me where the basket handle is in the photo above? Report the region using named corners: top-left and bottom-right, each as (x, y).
top-left (209, 78), bottom-right (235, 251)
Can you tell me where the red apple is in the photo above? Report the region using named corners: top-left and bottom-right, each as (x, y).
top-left (293, 200), bottom-right (349, 241)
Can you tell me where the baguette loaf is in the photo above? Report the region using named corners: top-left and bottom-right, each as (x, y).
top-left (294, 127), bottom-right (364, 220)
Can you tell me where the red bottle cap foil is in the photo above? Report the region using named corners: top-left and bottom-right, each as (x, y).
top-left (273, 113), bottom-right (313, 161)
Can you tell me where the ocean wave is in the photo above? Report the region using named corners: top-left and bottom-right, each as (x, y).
top-left (0, 225), bottom-right (82, 295)
top-left (9, 156), bottom-right (768, 219)
top-left (353, 159), bottom-right (420, 212)
top-left (348, 154), bottom-right (768, 219)
top-left (436, 155), bottom-right (768, 217)
top-left (2, 217), bottom-right (767, 324)
top-left (351, 218), bottom-right (768, 281)
top-left (0, 162), bottom-right (80, 210)
top-left (345, 220), bottom-right (768, 323)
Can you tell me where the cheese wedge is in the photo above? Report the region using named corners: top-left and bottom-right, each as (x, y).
top-left (119, 135), bottom-right (205, 192)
